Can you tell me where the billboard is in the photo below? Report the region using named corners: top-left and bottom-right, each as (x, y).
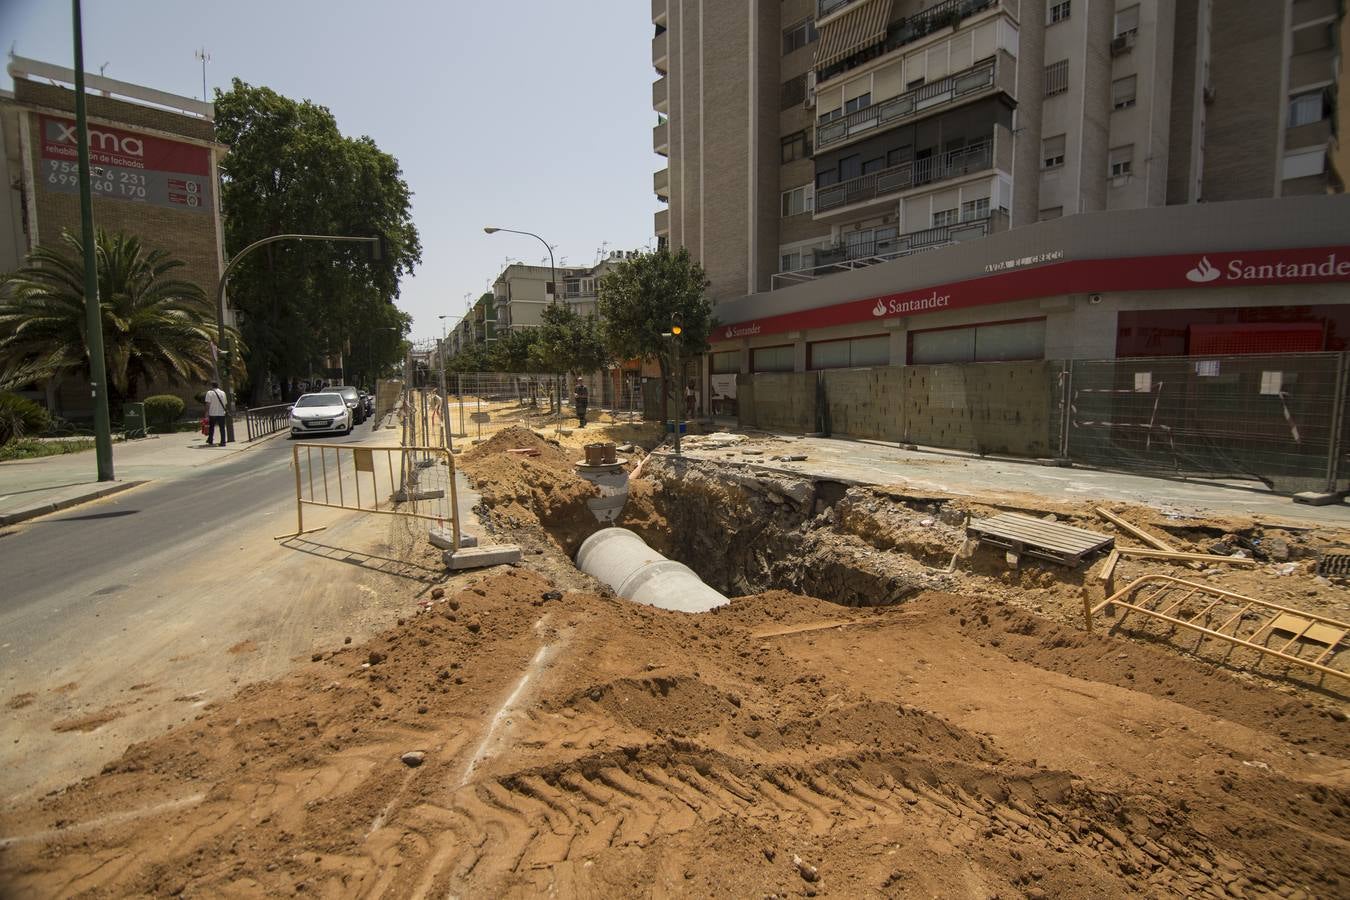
top-left (38, 114), bottom-right (212, 214)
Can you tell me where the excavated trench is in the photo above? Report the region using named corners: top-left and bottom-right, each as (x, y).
top-left (610, 455), bottom-right (982, 607)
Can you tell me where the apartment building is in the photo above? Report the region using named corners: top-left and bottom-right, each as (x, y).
top-left (652, 0), bottom-right (1349, 398)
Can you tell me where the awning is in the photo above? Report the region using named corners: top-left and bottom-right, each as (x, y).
top-left (815, 0), bottom-right (894, 72)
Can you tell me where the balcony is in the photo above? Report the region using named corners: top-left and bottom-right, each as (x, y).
top-left (653, 29), bottom-right (668, 73)
top-left (772, 211), bottom-right (1008, 289)
top-left (815, 55), bottom-right (1005, 153)
top-left (652, 0), bottom-right (667, 26)
top-left (818, 0), bottom-right (1003, 83)
top-left (818, 0), bottom-right (867, 20)
top-left (653, 76), bottom-right (668, 114)
top-left (653, 120), bottom-right (669, 155)
top-left (816, 137), bottom-right (995, 215)
top-left (654, 167), bottom-right (670, 200)
top-left (655, 207), bottom-right (670, 236)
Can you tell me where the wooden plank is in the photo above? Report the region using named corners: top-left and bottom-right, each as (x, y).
top-left (1098, 549), bottom-right (1120, 583)
top-left (1115, 548), bottom-right (1257, 567)
top-left (1095, 507), bottom-right (1176, 552)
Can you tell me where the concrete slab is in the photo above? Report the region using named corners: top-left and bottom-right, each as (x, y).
top-left (428, 528), bottom-right (478, 551)
top-left (445, 545), bottom-right (523, 569)
top-left (0, 480), bottom-right (146, 526)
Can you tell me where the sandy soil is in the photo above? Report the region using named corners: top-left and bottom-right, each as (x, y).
top-left (3, 428), bottom-right (1348, 898)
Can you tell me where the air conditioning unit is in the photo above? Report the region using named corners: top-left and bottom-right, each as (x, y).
top-left (1109, 31), bottom-right (1136, 56)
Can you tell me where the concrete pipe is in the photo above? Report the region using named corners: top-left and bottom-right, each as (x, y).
top-left (576, 527), bottom-right (728, 613)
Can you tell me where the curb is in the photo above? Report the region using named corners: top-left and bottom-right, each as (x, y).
top-left (0, 480), bottom-right (147, 527)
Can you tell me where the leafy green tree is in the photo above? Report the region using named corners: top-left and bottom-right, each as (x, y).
top-left (491, 328), bottom-right (541, 374)
top-left (0, 229), bottom-right (229, 406)
top-left (597, 248), bottom-right (713, 419)
top-left (533, 303), bottom-right (610, 379)
top-left (214, 80), bottom-right (421, 401)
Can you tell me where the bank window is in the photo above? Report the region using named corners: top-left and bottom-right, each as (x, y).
top-left (751, 345), bottom-right (795, 372)
top-left (1288, 90), bottom-right (1325, 128)
top-left (1112, 75), bottom-right (1137, 109)
top-left (809, 334), bottom-right (889, 370)
top-left (781, 130), bottom-right (810, 162)
top-left (1044, 60), bottom-right (1069, 97)
top-left (782, 17), bottom-right (817, 55)
top-left (1048, 1), bottom-right (1070, 23)
top-left (961, 197), bottom-right (990, 220)
top-left (781, 184), bottom-right (814, 217)
top-left (910, 319), bottom-right (1046, 365)
top-left (1114, 4), bottom-right (1139, 38)
top-left (711, 350), bottom-right (742, 374)
top-left (1042, 134), bottom-right (1065, 169)
top-left (1109, 145), bottom-right (1133, 178)
top-left (933, 207), bottom-right (959, 227)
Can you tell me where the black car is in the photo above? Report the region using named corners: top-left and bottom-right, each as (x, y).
top-left (335, 385), bottom-right (366, 425)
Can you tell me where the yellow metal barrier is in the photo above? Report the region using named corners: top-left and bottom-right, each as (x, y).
top-left (277, 443), bottom-right (461, 549)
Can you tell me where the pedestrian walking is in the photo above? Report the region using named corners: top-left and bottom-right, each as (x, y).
top-left (685, 379), bottom-right (697, 420)
top-left (573, 377), bottom-right (589, 428)
top-left (204, 381), bottom-right (229, 446)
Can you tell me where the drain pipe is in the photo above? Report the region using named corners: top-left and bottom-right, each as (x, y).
top-left (576, 528), bottom-right (728, 613)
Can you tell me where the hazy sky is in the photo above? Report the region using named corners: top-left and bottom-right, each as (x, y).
top-left (1, 0), bottom-right (662, 340)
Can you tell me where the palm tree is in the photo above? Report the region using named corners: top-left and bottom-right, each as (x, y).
top-left (0, 229), bottom-right (233, 403)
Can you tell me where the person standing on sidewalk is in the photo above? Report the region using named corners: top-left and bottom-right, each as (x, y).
top-left (204, 381), bottom-right (229, 446)
top-left (573, 377), bottom-right (589, 428)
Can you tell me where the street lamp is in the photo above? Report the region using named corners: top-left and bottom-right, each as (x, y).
top-left (214, 232), bottom-right (382, 441)
top-left (483, 226), bottom-right (562, 419)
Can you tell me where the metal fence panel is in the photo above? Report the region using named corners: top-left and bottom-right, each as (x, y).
top-left (1064, 352), bottom-right (1346, 493)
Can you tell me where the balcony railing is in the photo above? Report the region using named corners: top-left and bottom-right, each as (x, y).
top-left (653, 120), bottom-right (669, 155)
top-left (819, 0), bottom-right (999, 82)
top-left (653, 76), bottom-right (668, 112)
top-left (816, 58), bottom-right (997, 151)
top-left (654, 167), bottom-right (670, 198)
top-left (815, 138), bottom-right (993, 214)
top-left (655, 207), bottom-right (670, 235)
top-left (817, 0), bottom-right (865, 18)
top-left (772, 211), bottom-right (1007, 289)
top-left (653, 30), bottom-right (668, 72)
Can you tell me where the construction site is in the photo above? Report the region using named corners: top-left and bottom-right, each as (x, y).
top-left (2, 382), bottom-right (1348, 899)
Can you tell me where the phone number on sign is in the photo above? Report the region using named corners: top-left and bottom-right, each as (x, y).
top-left (45, 159), bottom-right (150, 199)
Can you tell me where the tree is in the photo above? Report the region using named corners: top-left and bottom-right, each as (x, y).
top-left (0, 229), bottom-right (231, 407)
top-left (533, 304), bottom-right (610, 378)
top-left (214, 80), bottom-right (421, 401)
top-left (597, 248), bottom-right (713, 420)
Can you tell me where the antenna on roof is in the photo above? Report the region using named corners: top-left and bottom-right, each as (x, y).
top-left (194, 47), bottom-right (211, 102)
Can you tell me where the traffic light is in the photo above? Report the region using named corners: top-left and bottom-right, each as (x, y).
top-left (671, 312), bottom-right (683, 336)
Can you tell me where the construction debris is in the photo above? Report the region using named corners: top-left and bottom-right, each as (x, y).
top-left (967, 512), bottom-right (1113, 566)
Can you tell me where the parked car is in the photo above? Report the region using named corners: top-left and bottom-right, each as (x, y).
top-left (335, 385), bottom-right (366, 425)
top-left (358, 389), bottom-right (373, 419)
top-left (289, 392), bottom-right (353, 437)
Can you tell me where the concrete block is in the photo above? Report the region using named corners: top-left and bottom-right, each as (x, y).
top-left (428, 527), bottom-right (478, 550)
top-left (445, 545), bottom-right (523, 569)
top-left (1292, 491), bottom-right (1345, 506)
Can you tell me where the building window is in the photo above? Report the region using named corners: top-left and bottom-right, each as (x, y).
top-left (781, 130), bottom-right (810, 162)
top-left (1042, 134), bottom-right (1066, 169)
top-left (818, 107), bottom-right (842, 124)
top-left (781, 184), bottom-right (814, 217)
top-left (1048, 0), bottom-right (1070, 23)
top-left (1288, 90), bottom-right (1325, 128)
top-left (809, 335), bottom-right (889, 370)
top-left (711, 350), bottom-right (742, 374)
top-left (782, 17), bottom-right (818, 55)
top-left (1044, 60), bottom-right (1069, 97)
top-left (1038, 207), bottom-right (1063, 221)
top-left (1112, 75), bottom-right (1137, 109)
top-left (751, 345), bottom-right (795, 372)
top-left (933, 208), bottom-right (960, 227)
top-left (844, 92), bottom-right (872, 114)
top-left (1114, 4), bottom-right (1139, 38)
top-left (781, 73), bottom-right (807, 110)
top-left (1282, 147), bottom-right (1326, 180)
top-left (961, 197), bottom-right (990, 221)
top-left (1109, 145), bottom-right (1134, 178)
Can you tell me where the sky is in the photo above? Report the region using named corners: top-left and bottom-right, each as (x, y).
top-left (1, 0), bottom-right (663, 341)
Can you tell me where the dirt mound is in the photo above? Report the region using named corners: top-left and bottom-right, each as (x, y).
top-left (5, 566), bottom-right (1347, 898)
top-left (459, 425), bottom-right (598, 553)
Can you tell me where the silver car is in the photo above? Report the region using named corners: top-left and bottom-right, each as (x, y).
top-left (289, 392), bottom-right (353, 437)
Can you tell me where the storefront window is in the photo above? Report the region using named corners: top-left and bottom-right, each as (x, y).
top-left (809, 334), bottom-right (890, 369)
top-left (751, 345), bottom-right (795, 372)
top-left (910, 320), bottom-right (1045, 364)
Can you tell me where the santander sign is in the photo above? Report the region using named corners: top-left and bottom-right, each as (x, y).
top-left (1188, 252), bottom-right (1350, 284)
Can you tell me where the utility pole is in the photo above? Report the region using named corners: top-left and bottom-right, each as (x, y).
top-left (72, 0), bottom-right (113, 481)
top-left (666, 313), bottom-right (683, 456)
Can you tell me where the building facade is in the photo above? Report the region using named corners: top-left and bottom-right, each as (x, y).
top-left (651, 0), bottom-right (1348, 412)
top-left (1, 56), bottom-right (229, 415)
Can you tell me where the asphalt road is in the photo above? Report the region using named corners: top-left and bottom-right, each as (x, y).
top-left (0, 425), bottom-right (375, 617)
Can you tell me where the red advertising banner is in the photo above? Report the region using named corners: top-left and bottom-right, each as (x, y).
top-left (718, 246), bottom-right (1350, 342)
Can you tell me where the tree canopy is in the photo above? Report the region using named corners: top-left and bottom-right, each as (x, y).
top-left (214, 80), bottom-right (420, 398)
top-left (0, 229), bottom-right (230, 406)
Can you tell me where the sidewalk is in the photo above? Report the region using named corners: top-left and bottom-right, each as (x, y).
top-left (0, 429), bottom-right (282, 526)
top-left (674, 432), bottom-right (1350, 527)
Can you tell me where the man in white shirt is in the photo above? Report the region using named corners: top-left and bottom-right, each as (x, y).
top-left (204, 381), bottom-right (229, 446)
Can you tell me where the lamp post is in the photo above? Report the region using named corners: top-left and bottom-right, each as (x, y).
top-left (214, 233), bottom-right (381, 441)
top-left (71, 0), bottom-right (114, 481)
top-left (483, 226), bottom-right (562, 421)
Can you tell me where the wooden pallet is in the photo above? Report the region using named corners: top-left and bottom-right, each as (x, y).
top-left (967, 512), bottom-right (1114, 566)
top-left (1086, 574), bottom-right (1349, 684)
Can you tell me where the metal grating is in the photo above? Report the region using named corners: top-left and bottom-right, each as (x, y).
top-left (1317, 549), bottom-right (1350, 578)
